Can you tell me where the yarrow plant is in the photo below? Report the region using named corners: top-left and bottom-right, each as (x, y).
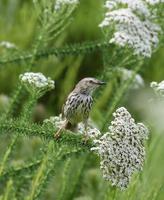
top-left (19, 72), bottom-right (55, 98)
top-left (150, 80), bottom-right (164, 97)
top-left (99, 0), bottom-right (163, 57)
top-left (91, 107), bottom-right (149, 189)
top-left (44, 107), bottom-right (149, 190)
top-left (0, 0), bottom-right (163, 198)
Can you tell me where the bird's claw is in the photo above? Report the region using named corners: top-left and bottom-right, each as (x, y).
top-left (54, 128), bottom-right (62, 140)
top-left (54, 133), bottom-right (61, 139)
top-left (82, 134), bottom-right (89, 144)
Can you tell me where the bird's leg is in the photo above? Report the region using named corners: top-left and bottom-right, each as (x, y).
top-left (83, 119), bottom-right (89, 143)
top-left (54, 120), bottom-right (68, 139)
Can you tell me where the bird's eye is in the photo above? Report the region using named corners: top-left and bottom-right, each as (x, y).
top-left (89, 80), bottom-right (93, 83)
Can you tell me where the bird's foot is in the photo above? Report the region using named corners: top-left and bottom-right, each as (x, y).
top-left (54, 133), bottom-right (61, 139)
top-left (82, 133), bottom-right (89, 144)
top-left (54, 128), bottom-right (62, 139)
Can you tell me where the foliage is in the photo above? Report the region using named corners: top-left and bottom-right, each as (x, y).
top-left (0, 0), bottom-right (164, 199)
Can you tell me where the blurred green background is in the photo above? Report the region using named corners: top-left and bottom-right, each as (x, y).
top-left (0, 0), bottom-right (164, 92)
top-left (0, 0), bottom-right (164, 199)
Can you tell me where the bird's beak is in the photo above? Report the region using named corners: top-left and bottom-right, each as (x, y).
top-left (97, 81), bottom-right (106, 85)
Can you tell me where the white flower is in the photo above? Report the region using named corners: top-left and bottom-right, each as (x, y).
top-left (43, 115), bottom-right (65, 129)
top-left (150, 80), bottom-right (164, 97)
top-left (91, 107), bottom-right (149, 189)
top-left (114, 0), bottom-right (150, 17)
top-left (54, 0), bottom-right (79, 10)
top-left (43, 114), bottom-right (101, 138)
top-left (0, 41), bottom-right (16, 49)
top-left (19, 72), bottom-right (55, 97)
top-left (99, 0), bottom-right (162, 57)
top-left (118, 68), bottom-right (144, 89)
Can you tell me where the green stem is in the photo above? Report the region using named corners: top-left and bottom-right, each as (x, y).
top-left (0, 119), bottom-right (92, 150)
top-left (0, 147), bottom-right (83, 184)
top-left (101, 62), bottom-right (142, 131)
top-left (0, 96), bottom-right (37, 178)
top-left (0, 41), bottom-right (112, 66)
top-left (57, 158), bottom-right (72, 200)
top-left (3, 85), bottom-right (25, 118)
top-left (105, 186), bottom-right (117, 200)
top-left (21, 95), bottom-right (37, 121)
top-left (25, 142), bottom-right (63, 200)
top-left (66, 154), bottom-right (89, 200)
top-left (1, 179), bottom-right (16, 200)
top-left (0, 159), bottom-right (41, 183)
top-left (2, 24), bottom-right (44, 119)
top-left (0, 135), bottom-right (17, 177)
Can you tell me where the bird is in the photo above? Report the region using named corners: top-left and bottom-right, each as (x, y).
top-left (54, 77), bottom-right (106, 139)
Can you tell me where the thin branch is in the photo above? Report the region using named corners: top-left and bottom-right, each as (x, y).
top-left (0, 41), bottom-right (112, 66)
top-left (0, 147), bottom-right (85, 184)
top-left (0, 119), bottom-right (92, 150)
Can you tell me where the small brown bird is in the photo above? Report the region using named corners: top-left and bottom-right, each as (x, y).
top-left (54, 77), bottom-right (105, 139)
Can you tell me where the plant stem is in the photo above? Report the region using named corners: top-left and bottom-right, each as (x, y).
top-left (0, 41), bottom-right (112, 66)
top-left (25, 142), bottom-right (63, 200)
top-left (0, 135), bottom-right (17, 177)
top-left (1, 179), bottom-right (16, 200)
top-left (21, 95), bottom-right (37, 121)
top-left (0, 96), bottom-right (37, 178)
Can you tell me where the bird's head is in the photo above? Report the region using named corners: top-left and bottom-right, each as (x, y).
top-left (74, 77), bottom-right (106, 95)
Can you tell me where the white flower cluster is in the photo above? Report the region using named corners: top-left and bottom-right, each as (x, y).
top-left (150, 80), bottom-right (164, 97)
top-left (19, 72), bottom-right (55, 97)
top-left (91, 107), bottom-right (149, 189)
top-left (43, 115), bottom-right (65, 129)
top-left (54, 0), bottom-right (79, 10)
top-left (99, 0), bottom-right (162, 57)
top-left (0, 41), bottom-right (16, 49)
top-left (118, 68), bottom-right (144, 89)
top-left (43, 114), bottom-right (101, 138)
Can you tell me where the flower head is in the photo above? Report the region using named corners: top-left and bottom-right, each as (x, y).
top-left (99, 0), bottom-right (162, 57)
top-left (0, 41), bottom-right (16, 49)
top-left (54, 0), bottom-right (79, 10)
top-left (91, 107), bottom-right (149, 189)
top-left (19, 72), bottom-right (55, 97)
top-left (150, 80), bottom-right (164, 97)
